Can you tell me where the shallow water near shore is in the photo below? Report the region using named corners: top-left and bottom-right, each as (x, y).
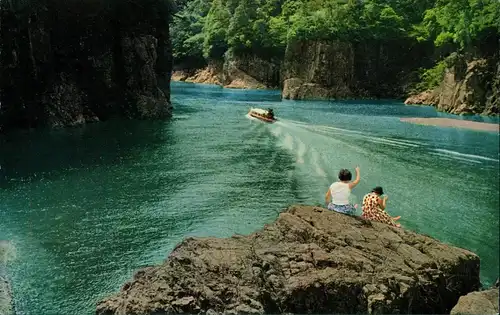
top-left (0, 82), bottom-right (498, 314)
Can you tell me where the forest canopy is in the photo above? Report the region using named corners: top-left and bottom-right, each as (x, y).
top-left (172, 0), bottom-right (499, 63)
top-left (170, 0), bottom-right (499, 92)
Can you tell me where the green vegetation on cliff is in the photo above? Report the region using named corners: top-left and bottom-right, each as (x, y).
top-left (172, 0), bottom-right (499, 91)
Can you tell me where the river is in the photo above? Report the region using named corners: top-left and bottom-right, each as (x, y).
top-left (0, 81), bottom-right (498, 314)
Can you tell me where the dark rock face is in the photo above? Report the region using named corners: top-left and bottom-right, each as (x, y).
top-left (223, 53), bottom-right (281, 89)
top-left (450, 288), bottom-right (499, 315)
top-left (436, 58), bottom-right (499, 115)
top-left (282, 40), bottom-right (430, 100)
top-left (96, 205), bottom-right (481, 315)
top-left (282, 41), bottom-right (354, 99)
top-left (484, 57), bottom-right (499, 115)
top-left (0, 0), bottom-right (173, 133)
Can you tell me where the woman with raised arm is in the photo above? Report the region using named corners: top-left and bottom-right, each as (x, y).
top-left (325, 167), bottom-right (360, 215)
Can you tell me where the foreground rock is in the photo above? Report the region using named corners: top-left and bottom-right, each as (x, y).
top-left (450, 288), bottom-right (499, 315)
top-left (96, 205), bottom-right (481, 315)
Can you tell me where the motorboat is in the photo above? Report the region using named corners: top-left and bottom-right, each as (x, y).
top-left (248, 107), bottom-right (277, 123)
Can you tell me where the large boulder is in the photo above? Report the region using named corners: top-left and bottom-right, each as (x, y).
top-left (96, 205), bottom-right (481, 315)
top-left (184, 62), bottom-right (223, 86)
top-left (404, 90), bottom-right (439, 106)
top-left (450, 288), bottom-right (499, 315)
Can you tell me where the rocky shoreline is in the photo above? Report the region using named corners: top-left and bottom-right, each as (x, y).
top-left (96, 205), bottom-right (484, 315)
top-left (171, 65), bottom-right (268, 90)
top-left (173, 52), bottom-right (499, 117)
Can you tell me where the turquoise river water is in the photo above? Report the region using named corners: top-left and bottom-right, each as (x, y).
top-left (0, 81), bottom-right (499, 314)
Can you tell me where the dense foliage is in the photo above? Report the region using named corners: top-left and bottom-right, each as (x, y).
top-left (171, 0), bottom-right (499, 89)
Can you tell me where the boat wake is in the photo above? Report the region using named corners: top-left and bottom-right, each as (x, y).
top-left (270, 118), bottom-right (498, 167)
top-left (243, 115), bottom-right (498, 209)
top-left (432, 148), bottom-right (499, 163)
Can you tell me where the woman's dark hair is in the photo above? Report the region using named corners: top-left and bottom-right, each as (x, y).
top-left (338, 169), bottom-right (352, 181)
top-left (372, 186), bottom-right (384, 195)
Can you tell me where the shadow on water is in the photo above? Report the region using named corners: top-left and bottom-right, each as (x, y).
top-left (0, 119), bottom-right (173, 189)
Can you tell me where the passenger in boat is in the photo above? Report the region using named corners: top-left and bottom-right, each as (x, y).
top-left (325, 167), bottom-right (360, 215)
top-left (361, 186), bottom-right (401, 227)
top-left (267, 108), bottom-right (274, 119)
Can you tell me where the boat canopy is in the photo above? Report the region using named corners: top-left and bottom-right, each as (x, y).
top-left (250, 108), bottom-right (269, 115)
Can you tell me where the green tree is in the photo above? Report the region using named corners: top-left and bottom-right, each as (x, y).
top-left (417, 0), bottom-right (500, 51)
top-left (202, 0), bottom-right (230, 59)
top-left (227, 0), bottom-right (258, 52)
top-left (171, 0), bottom-right (211, 63)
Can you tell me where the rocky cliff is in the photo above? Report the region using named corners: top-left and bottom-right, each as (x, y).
top-left (172, 53), bottom-right (280, 89)
top-left (0, 0), bottom-right (173, 133)
top-left (405, 56), bottom-right (500, 115)
top-left (282, 40), bottom-right (430, 100)
top-left (96, 205), bottom-right (481, 315)
top-left (405, 58), bottom-right (500, 115)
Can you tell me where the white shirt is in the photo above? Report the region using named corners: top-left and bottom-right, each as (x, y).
top-left (329, 182), bottom-right (351, 205)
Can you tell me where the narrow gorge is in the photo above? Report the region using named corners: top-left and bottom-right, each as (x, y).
top-left (170, 0), bottom-right (499, 115)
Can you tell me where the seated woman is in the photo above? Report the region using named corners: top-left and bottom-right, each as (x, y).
top-left (362, 186), bottom-right (400, 227)
top-left (325, 167), bottom-right (360, 215)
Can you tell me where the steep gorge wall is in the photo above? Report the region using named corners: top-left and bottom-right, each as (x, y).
top-left (436, 57), bottom-right (498, 115)
top-left (0, 1), bottom-right (173, 133)
top-left (405, 51), bottom-right (499, 115)
top-left (223, 52), bottom-right (281, 89)
top-left (282, 40), bottom-right (431, 100)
